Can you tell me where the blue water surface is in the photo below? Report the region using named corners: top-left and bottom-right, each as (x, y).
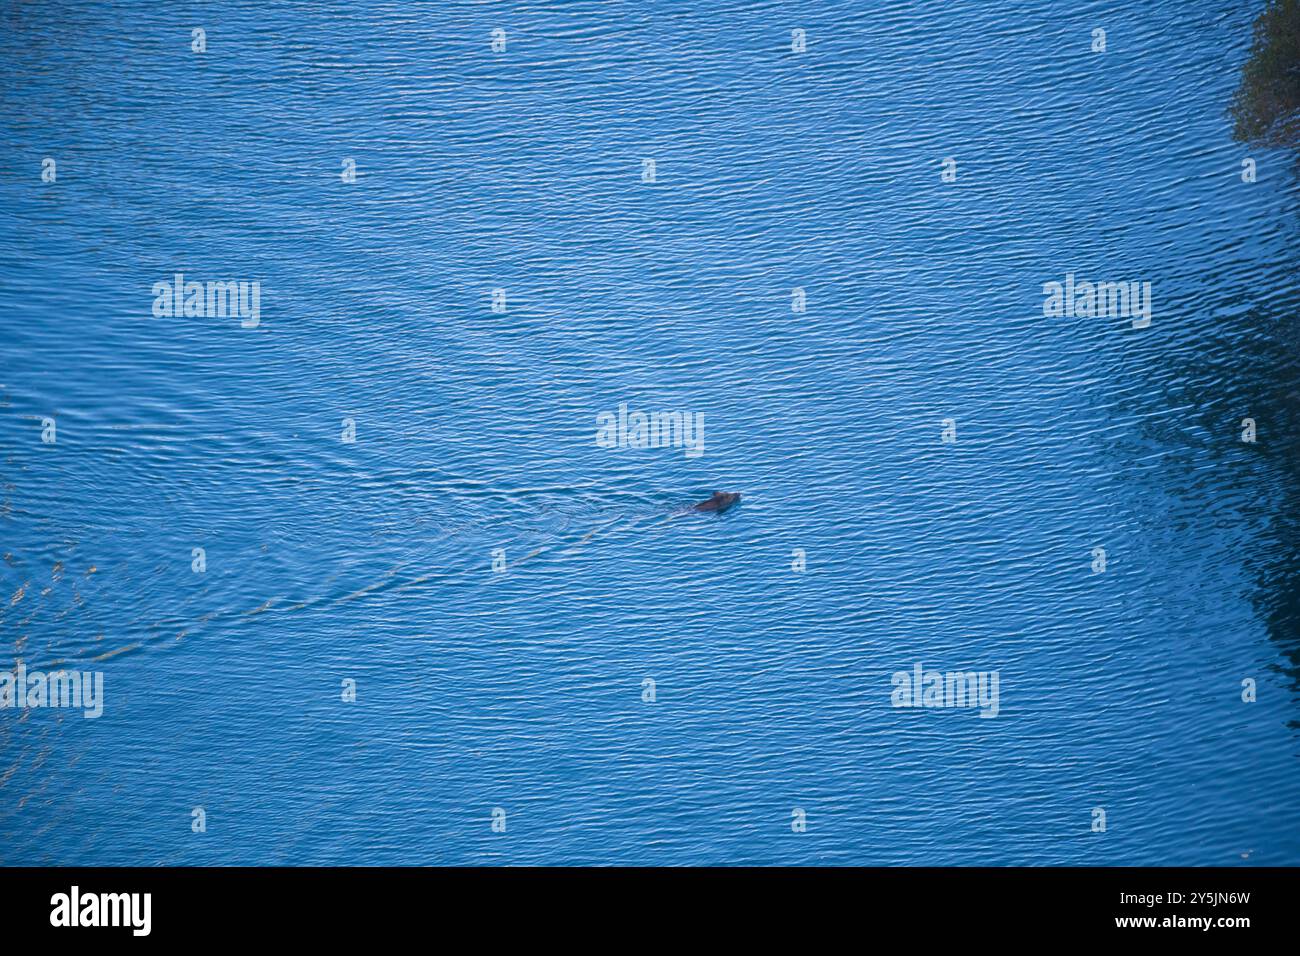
top-left (2, 0), bottom-right (1299, 865)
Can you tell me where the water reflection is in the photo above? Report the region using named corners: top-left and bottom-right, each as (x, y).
top-left (1230, 0), bottom-right (1300, 152)
top-left (1229, 0), bottom-right (1300, 716)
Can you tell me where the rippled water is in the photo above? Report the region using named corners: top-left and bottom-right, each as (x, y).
top-left (2, 0), bottom-right (1299, 865)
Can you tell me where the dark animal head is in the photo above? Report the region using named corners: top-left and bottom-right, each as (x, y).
top-left (709, 491), bottom-right (740, 510)
top-left (693, 490), bottom-right (741, 513)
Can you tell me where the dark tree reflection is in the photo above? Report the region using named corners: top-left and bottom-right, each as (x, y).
top-left (1230, 0), bottom-right (1300, 149)
top-left (1228, 1), bottom-right (1300, 721)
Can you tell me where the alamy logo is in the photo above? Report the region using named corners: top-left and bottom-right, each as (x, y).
top-left (1042, 273), bottom-right (1151, 329)
top-left (596, 403), bottom-right (705, 458)
top-left (891, 663), bottom-right (1000, 718)
top-left (0, 662), bottom-right (103, 718)
top-left (50, 886), bottom-right (150, 936)
top-left (152, 272), bottom-right (261, 327)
